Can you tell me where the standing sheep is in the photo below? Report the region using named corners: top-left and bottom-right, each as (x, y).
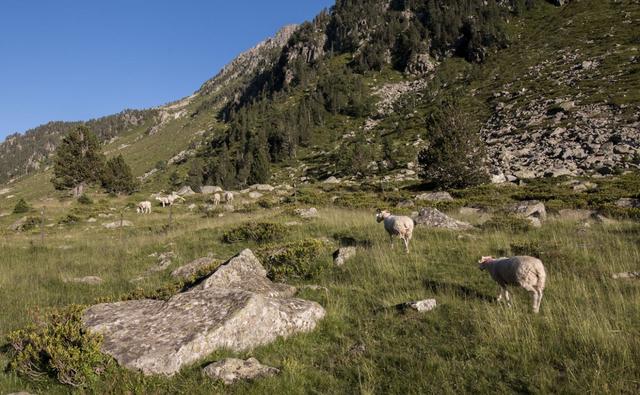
top-left (136, 201), bottom-right (152, 214)
top-left (212, 193), bottom-right (221, 206)
top-left (478, 256), bottom-right (547, 313)
top-left (375, 209), bottom-right (415, 253)
top-left (224, 191), bottom-right (234, 203)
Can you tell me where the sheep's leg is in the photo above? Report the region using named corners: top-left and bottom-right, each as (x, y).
top-left (389, 234), bottom-right (394, 249)
top-left (497, 288), bottom-right (505, 303)
top-left (535, 289), bottom-right (544, 313)
top-left (504, 289), bottom-right (512, 306)
top-left (521, 284), bottom-right (539, 313)
top-left (402, 237), bottom-right (409, 253)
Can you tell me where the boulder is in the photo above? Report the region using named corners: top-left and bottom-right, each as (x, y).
top-left (509, 200), bottom-right (547, 221)
top-left (294, 207), bottom-right (319, 219)
top-left (83, 249), bottom-right (324, 376)
top-left (396, 199), bottom-right (415, 208)
top-left (412, 208), bottom-right (474, 231)
top-left (201, 186), bottom-right (224, 194)
top-left (102, 220), bottom-right (133, 229)
top-left (251, 184), bottom-right (275, 192)
top-left (333, 247), bottom-right (357, 266)
top-left (171, 256), bottom-right (219, 280)
top-left (616, 198), bottom-right (640, 209)
top-left (415, 192), bottom-right (454, 202)
top-left (203, 357), bottom-right (279, 385)
top-left (404, 299), bottom-right (437, 312)
top-left (177, 186), bottom-right (196, 196)
top-left (323, 176), bottom-right (340, 184)
top-left (248, 191), bottom-right (263, 199)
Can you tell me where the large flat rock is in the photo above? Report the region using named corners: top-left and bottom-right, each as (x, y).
top-left (83, 249), bottom-right (324, 376)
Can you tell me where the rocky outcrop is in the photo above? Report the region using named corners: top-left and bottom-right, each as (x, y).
top-left (203, 357), bottom-right (279, 385)
top-left (413, 208), bottom-right (474, 231)
top-left (170, 256), bottom-right (219, 280)
top-left (83, 249), bottom-right (324, 376)
top-left (509, 200), bottom-right (547, 227)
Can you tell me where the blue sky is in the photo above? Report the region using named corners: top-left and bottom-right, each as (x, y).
top-left (0, 0), bottom-right (334, 140)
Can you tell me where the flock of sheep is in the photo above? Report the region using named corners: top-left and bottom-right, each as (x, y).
top-left (136, 191), bottom-right (235, 214)
top-left (135, 196), bottom-right (547, 314)
top-left (376, 209), bottom-right (547, 314)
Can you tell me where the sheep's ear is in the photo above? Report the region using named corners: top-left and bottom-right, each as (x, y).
top-left (376, 208), bottom-right (381, 214)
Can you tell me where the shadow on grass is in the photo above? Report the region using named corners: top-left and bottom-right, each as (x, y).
top-left (422, 279), bottom-right (494, 302)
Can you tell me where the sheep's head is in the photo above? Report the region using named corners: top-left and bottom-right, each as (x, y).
top-left (375, 209), bottom-right (390, 223)
top-left (478, 256), bottom-right (494, 270)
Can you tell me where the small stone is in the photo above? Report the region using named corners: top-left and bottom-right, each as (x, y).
top-left (612, 272), bottom-right (639, 280)
top-left (405, 299), bottom-right (437, 312)
top-left (333, 247), bottom-right (357, 266)
top-left (102, 220), bottom-right (133, 229)
top-left (203, 357), bottom-right (279, 385)
top-left (294, 207), bottom-right (319, 219)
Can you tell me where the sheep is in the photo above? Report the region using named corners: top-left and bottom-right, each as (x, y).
top-left (155, 196), bottom-right (170, 207)
top-left (212, 193), bottom-right (221, 206)
top-left (224, 191), bottom-right (234, 203)
top-left (478, 255), bottom-right (547, 313)
top-left (155, 192), bottom-right (185, 207)
top-left (136, 201), bottom-right (152, 214)
top-left (375, 209), bottom-right (415, 253)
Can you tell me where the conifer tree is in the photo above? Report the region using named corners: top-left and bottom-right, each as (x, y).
top-left (52, 126), bottom-right (105, 197)
top-left (101, 154), bottom-right (139, 195)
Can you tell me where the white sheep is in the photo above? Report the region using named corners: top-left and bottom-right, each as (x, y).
top-left (224, 191), bottom-right (234, 203)
top-left (375, 209), bottom-right (415, 253)
top-left (478, 256), bottom-right (547, 313)
top-left (155, 196), bottom-right (170, 207)
top-left (212, 193), bottom-right (221, 206)
top-left (155, 192), bottom-right (185, 207)
top-left (136, 201), bottom-right (152, 214)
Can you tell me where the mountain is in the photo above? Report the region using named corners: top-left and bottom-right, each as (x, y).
top-left (1, 0), bottom-right (638, 192)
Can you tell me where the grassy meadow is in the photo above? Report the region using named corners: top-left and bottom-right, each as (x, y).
top-left (0, 179), bottom-right (639, 394)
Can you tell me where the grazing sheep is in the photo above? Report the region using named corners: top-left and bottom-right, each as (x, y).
top-left (155, 192), bottom-right (185, 207)
top-left (224, 191), bottom-right (234, 203)
top-left (136, 201), bottom-right (152, 214)
top-left (155, 196), bottom-right (170, 207)
top-left (478, 256), bottom-right (547, 313)
top-left (212, 193), bottom-right (221, 206)
top-left (375, 209), bottom-right (415, 253)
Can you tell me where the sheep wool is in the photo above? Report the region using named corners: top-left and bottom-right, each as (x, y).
top-left (479, 256), bottom-right (547, 313)
top-left (376, 209), bottom-right (415, 253)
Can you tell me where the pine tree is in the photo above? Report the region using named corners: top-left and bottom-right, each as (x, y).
top-left (52, 126), bottom-right (105, 197)
top-left (417, 101), bottom-right (489, 189)
top-left (101, 154), bottom-right (139, 195)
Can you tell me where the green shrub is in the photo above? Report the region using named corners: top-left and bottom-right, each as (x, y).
top-left (258, 239), bottom-right (328, 281)
top-left (235, 203), bottom-right (259, 214)
top-left (77, 194), bottom-right (93, 205)
top-left (481, 215), bottom-right (532, 233)
top-left (17, 216), bottom-right (41, 232)
top-left (222, 222), bottom-right (288, 244)
top-left (7, 305), bottom-right (112, 387)
top-left (13, 198), bottom-right (31, 214)
top-left (59, 214), bottom-right (81, 225)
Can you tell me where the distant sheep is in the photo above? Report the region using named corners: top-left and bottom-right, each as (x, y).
top-left (136, 201), bottom-right (152, 214)
top-left (224, 191), bottom-right (234, 203)
top-left (155, 192), bottom-right (185, 207)
top-left (376, 209), bottom-right (415, 253)
top-left (478, 256), bottom-right (547, 313)
top-left (212, 193), bottom-right (221, 206)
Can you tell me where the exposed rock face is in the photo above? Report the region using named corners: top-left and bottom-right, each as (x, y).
top-left (177, 186), bottom-right (196, 196)
top-left (415, 192), bottom-right (453, 202)
top-left (170, 256), bottom-right (218, 280)
top-left (201, 186), bottom-right (224, 194)
top-left (333, 247), bottom-right (357, 266)
top-left (83, 249), bottom-right (324, 376)
top-left (413, 208), bottom-right (474, 231)
top-left (203, 357), bottom-right (279, 385)
top-left (509, 200), bottom-right (547, 227)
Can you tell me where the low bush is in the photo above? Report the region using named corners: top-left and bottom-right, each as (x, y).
top-left (222, 222), bottom-right (288, 244)
top-left (7, 305), bottom-right (112, 387)
top-left (13, 198), bottom-right (31, 214)
top-left (58, 214), bottom-right (81, 225)
top-left (77, 194), bottom-right (93, 205)
top-left (17, 216), bottom-right (41, 232)
top-left (258, 239), bottom-right (328, 281)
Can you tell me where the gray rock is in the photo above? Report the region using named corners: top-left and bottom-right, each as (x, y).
top-left (294, 207), bottom-right (319, 219)
top-left (83, 249), bottom-right (324, 376)
top-left (177, 186), bottom-right (196, 196)
top-left (405, 299), bottom-right (437, 312)
top-left (509, 200), bottom-right (547, 221)
top-left (616, 198), bottom-right (640, 209)
top-left (323, 176), bottom-right (340, 184)
top-left (251, 184), bottom-right (275, 192)
top-left (203, 357), bottom-right (279, 385)
top-left (396, 199), bottom-right (415, 208)
top-left (415, 192), bottom-right (453, 202)
top-left (171, 256), bottom-right (219, 281)
top-left (189, 249), bottom-right (297, 298)
top-left (612, 272), bottom-right (639, 280)
top-left (248, 191), bottom-right (263, 199)
top-left (103, 220), bottom-right (133, 229)
top-left (333, 247), bottom-right (357, 266)
top-left (413, 208), bottom-right (474, 231)
top-left (201, 186), bottom-right (224, 194)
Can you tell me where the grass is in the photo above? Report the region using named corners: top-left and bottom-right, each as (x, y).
top-left (0, 185), bottom-right (638, 393)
